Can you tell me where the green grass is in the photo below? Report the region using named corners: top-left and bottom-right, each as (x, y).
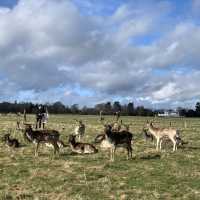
top-left (0, 114), bottom-right (200, 199)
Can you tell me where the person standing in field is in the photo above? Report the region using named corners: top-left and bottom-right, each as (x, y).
top-left (42, 106), bottom-right (49, 129)
top-left (36, 105), bottom-right (43, 129)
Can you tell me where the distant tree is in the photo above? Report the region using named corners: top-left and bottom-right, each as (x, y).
top-left (121, 104), bottom-right (128, 116)
top-left (177, 107), bottom-right (187, 117)
top-left (127, 102), bottom-right (134, 116)
top-left (71, 104), bottom-right (79, 114)
top-left (135, 106), bottom-right (145, 116)
top-left (95, 103), bottom-right (105, 112)
top-left (113, 101), bottom-right (121, 112)
top-left (81, 106), bottom-right (89, 115)
top-left (186, 109), bottom-right (196, 117)
top-left (195, 102), bottom-right (200, 117)
top-left (52, 101), bottom-right (66, 114)
top-left (104, 102), bottom-right (112, 114)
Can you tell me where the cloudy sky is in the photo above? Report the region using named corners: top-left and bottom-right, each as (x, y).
top-left (0, 0), bottom-right (200, 108)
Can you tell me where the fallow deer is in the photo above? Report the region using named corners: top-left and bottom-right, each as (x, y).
top-left (24, 125), bottom-right (60, 156)
top-left (68, 134), bottom-right (98, 154)
top-left (145, 121), bottom-right (181, 152)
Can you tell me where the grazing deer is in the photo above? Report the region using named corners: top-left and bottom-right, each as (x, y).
top-left (145, 121), bottom-right (181, 152)
top-left (24, 125), bottom-right (60, 156)
top-left (102, 124), bottom-right (133, 161)
top-left (68, 134), bottom-right (98, 154)
top-left (2, 133), bottom-right (20, 148)
top-left (74, 120), bottom-right (85, 141)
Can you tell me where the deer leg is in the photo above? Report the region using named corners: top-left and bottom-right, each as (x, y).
top-left (35, 122), bottom-right (38, 129)
top-left (127, 147), bottom-right (129, 160)
top-left (53, 141), bottom-right (59, 155)
top-left (175, 141), bottom-right (178, 150)
top-left (169, 137), bottom-right (176, 152)
top-left (110, 148), bottom-right (113, 161)
top-left (39, 120), bottom-right (41, 129)
top-left (35, 142), bottom-right (40, 157)
top-left (159, 139), bottom-right (163, 150)
top-left (113, 147), bottom-right (116, 161)
top-left (78, 135), bottom-right (81, 142)
top-left (156, 138), bottom-right (160, 151)
top-left (130, 145), bottom-right (133, 159)
top-left (151, 135), bottom-right (154, 142)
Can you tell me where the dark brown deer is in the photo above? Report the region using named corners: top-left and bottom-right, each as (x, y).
top-left (24, 125), bottom-right (60, 156)
top-left (99, 124), bottom-right (133, 161)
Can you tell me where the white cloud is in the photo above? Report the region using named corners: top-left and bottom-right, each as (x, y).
top-left (152, 82), bottom-right (178, 100)
top-left (0, 0), bottom-right (200, 108)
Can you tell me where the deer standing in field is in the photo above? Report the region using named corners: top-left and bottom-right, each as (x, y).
top-left (74, 120), bottom-right (85, 141)
top-left (145, 121), bottom-right (181, 152)
top-left (95, 124), bottom-right (133, 161)
top-left (99, 110), bottom-right (104, 122)
top-left (24, 125), bottom-right (60, 156)
top-left (104, 124), bottom-right (133, 161)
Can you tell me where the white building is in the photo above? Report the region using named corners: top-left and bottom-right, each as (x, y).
top-left (157, 110), bottom-right (179, 117)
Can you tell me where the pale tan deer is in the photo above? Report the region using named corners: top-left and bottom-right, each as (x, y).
top-left (74, 119), bottom-right (85, 141)
top-left (145, 121), bottom-right (181, 152)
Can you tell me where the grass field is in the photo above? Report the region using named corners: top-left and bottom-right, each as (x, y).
top-left (0, 114), bottom-right (200, 200)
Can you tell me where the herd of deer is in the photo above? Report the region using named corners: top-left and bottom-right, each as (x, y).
top-left (1, 112), bottom-right (186, 162)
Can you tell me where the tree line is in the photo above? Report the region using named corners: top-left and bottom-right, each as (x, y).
top-left (0, 101), bottom-right (200, 117)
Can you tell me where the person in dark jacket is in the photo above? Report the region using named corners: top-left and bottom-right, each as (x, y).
top-left (36, 105), bottom-right (43, 129)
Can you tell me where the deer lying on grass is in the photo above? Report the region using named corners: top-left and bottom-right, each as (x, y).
top-left (145, 121), bottom-right (182, 152)
top-left (74, 120), bottom-right (85, 141)
top-left (95, 124), bottom-right (133, 161)
top-left (94, 133), bottom-right (112, 150)
top-left (68, 134), bottom-right (98, 154)
top-left (45, 140), bottom-right (68, 149)
top-left (2, 133), bottom-right (20, 148)
top-left (24, 125), bottom-right (60, 156)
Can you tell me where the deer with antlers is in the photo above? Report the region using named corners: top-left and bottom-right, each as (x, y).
top-left (145, 121), bottom-right (182, 152)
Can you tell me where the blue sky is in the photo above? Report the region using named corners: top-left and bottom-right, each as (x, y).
top-left (0, 0), bottom-right (18, 8)
top-left (0, 0), bottom-right (200, 108)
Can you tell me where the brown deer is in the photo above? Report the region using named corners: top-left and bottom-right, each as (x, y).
top-left (24, 125), bottom-right (60, 156)
top-left (74, 119), bottom-right (85, 141)
top-left (96, 124), bottom-right (133, 161)
top-left (145, 121), bottom-right (181, 152)
top-left (68, 134), bottom-right (98, 154)
top-left (2, 133), bottom-right (20, 148)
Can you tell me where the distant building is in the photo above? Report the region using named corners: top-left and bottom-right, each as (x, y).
top-left (157, 110), bottom-right (179, 117)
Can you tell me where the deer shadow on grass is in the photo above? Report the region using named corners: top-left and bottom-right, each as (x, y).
top-left (139, 153), bottom-right (161, 160)
top-left (60, 152), bottom-right (76, 157)
top-left (178, 145), bottom-right (200, 150)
